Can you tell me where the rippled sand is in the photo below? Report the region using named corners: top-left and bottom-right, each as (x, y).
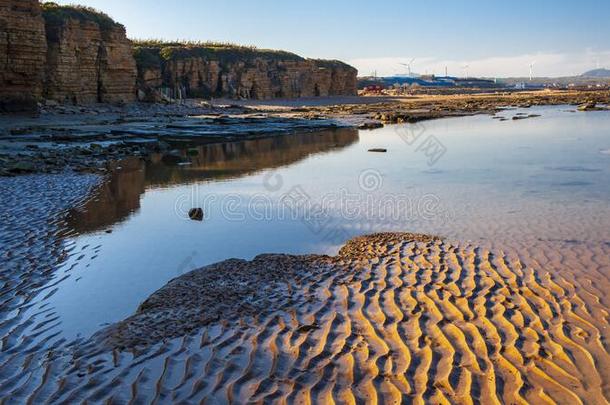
top-left (2, 180), bottom-right (609, 403)
top-left (2, 110), bottom-right (609, 403)
top-left (17, 232), bottom-right (597, 404)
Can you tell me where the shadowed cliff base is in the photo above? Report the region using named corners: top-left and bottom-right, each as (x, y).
top-left (92, 232), bottom-right (609, 404)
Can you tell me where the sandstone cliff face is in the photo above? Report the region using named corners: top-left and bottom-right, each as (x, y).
top-left (1, 3), bottom-right (355, 111)
top-left (0, 0), bottom-right (47, 111)
top-left (135, 46), bottom-right (357, 101)
top-left (43, 12), bottom-right (136, 104)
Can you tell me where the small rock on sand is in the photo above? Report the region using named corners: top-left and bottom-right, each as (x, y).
top-left (368, 148), bottom-right (387, 153)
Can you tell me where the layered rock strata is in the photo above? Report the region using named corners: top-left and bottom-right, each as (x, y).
top-left (0, 3), bottom-right (357, 111)
top-left (42, 4), bottom-right (137, 103)
top-left (134, 45), bottom-right (358, 101)
top-left (0, 0), bottom-right (47, 111)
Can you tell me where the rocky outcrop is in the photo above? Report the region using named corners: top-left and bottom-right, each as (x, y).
top-left (0, 0), bottom-right (47, 112)
top-left (134, 44), bottom-right (358, 101)
top-left (0, 2), bottom-right (136, 110)
top-left (42, 4), bottom-right (136, 104)
top-left (1, 3), bottom-right (355, 111)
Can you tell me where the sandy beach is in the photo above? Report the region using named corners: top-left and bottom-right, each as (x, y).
top-left (3, 1), bottom-right (610, 403)
top-left (1, 99), bottom-right (609, 404)
top-left (21, 232), bottom-right (602, 403)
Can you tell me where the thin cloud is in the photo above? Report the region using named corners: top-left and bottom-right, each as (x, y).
top-left (349, 50), bottom-right (610, 78)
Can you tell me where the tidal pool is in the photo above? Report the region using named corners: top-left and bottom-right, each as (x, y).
top-left (43, 106), bottom-right (610, 339)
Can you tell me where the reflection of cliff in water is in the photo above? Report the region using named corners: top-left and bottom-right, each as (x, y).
top-left (145, 128), bottom-right (358, 187)
top-left (65, 158), bottom-right (146, 234)
top-left (67, 128), bottom-right (358, 234)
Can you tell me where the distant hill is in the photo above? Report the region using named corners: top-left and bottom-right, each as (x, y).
top-left (582, 68), bottom-right (610, 78)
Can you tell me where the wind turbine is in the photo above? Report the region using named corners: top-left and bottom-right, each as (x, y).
top-left (529, 61), bottom-right (536, 81)
top-left (462, 64), bottom-right (470, 79)
top-left (399, 58), bottom-right (415, 77)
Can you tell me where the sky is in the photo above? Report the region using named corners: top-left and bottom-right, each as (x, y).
top-left (52, 0), bottom-right (610, 78)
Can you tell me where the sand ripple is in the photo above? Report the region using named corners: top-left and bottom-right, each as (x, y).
top-left (25, 232), bottom-right (603, 404)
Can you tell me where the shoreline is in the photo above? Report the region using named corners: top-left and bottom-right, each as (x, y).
top-left (84, 232), bottom-right (610, 403)
top-left (1, 89), bottom-right (609, 177)
top-left (1, 104), bottom-right (608, 403)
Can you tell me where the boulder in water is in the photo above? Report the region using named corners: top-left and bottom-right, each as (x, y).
top-left (188, 208), bottom-right (204, 221)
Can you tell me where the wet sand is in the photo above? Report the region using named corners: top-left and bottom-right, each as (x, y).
top-left (43, 232), bottom-right (607, 404)
top-left (0, 172), bottom-right (100, 307)
top-left (3, 173), bottom-right (607, 403)
top-left (1, 201), bottom-right (608, 403)
top-left (1, 104), bottom-right (609, 403)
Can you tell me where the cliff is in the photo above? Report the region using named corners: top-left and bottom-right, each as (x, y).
top-left (0, 0), bottom-right (47, 111)
top-left (42, 3), bottom-right (136, 104)
top-left (0, 3), bottom-right (357, 111)
top-left (134, 42), bottom-right (358, 101)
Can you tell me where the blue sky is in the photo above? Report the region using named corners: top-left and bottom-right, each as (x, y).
top-left (53, 0), bottom-right (610, 77)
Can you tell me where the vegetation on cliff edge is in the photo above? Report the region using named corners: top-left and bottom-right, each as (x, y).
top-left (132, 40), bottom-right (304, 69)
top-left (132, 40), bottom-right (354, 71)
top-left (41, 2), bottom-right (124, 32)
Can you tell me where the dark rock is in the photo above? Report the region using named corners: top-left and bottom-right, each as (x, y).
top-left (9, 161), bottom-right (36, 173)
top-left (368, 148), bottom-right (387, 153)
top-left (157, 141), bottom-right (171, 151)
top-left (188, 208), bottom-right (204, 221)
top-left (358, 122), bottom-right (384, 130)
top-left (513, 114), bottom-right (540, 121)
top-left (161, 150), bottom-right (184, 165)
top-left (577, 102), bottom-right (605, 111)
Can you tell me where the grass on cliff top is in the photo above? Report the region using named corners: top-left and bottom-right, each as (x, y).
top-left (310, 59), bottom-right (357, 70)
top-left (132, 40), bottom-right (304, 66)
top-left (41, 2), bottom-right (123, 31)
top-left (132, 40), bottom-right (354, 70)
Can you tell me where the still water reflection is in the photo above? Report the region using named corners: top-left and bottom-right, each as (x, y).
top-left (51, 106), bottom-right (610, 338)
top-left (66, 128), bottom-right (358, 233)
